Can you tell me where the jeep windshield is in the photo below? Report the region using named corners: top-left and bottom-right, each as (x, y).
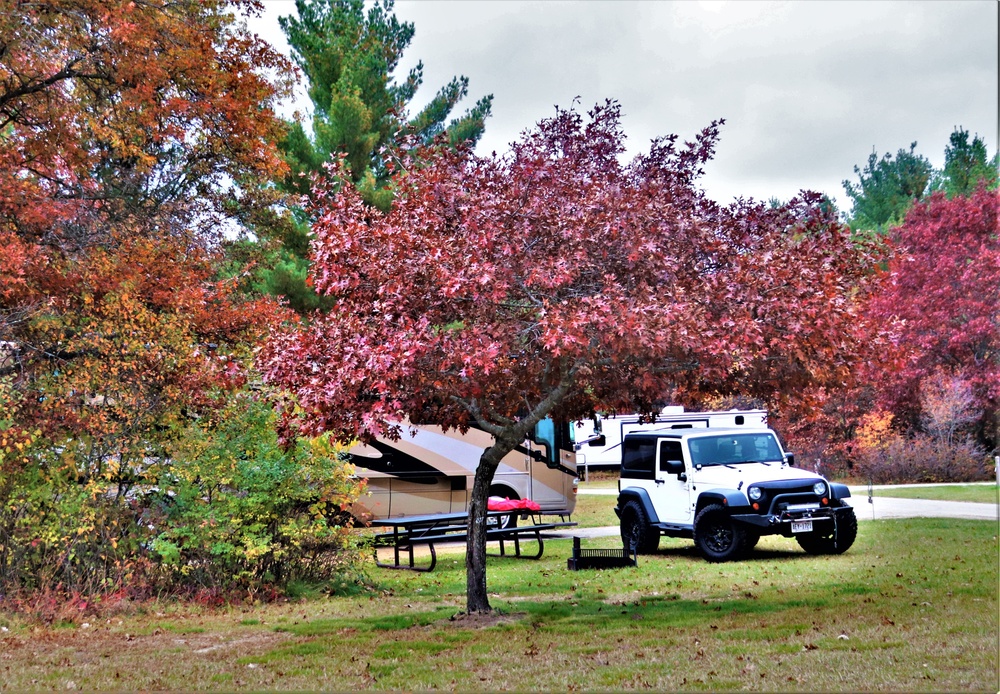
top-left (688, 433), bottom-right (784, 467)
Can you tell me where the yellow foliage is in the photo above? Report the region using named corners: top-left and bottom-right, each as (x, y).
top-left (855, 410), bottom-right (895, 451)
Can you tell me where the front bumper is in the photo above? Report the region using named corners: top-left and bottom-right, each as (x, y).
top-left (731, 503), bottom-right (852, 537)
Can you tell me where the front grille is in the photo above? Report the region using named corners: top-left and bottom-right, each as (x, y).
top-left (753, 480), bottom-right (821, 515)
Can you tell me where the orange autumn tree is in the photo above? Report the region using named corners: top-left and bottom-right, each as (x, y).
top-left (0, 0), bottom-right (292, 250)
top-left (1, 0), bottom-right (289, 471)
top-left (0, 1), bottom-right (364, 596)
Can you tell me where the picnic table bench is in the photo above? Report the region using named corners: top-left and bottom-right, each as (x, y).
top-left (371, 510), bottom-right (576, 572)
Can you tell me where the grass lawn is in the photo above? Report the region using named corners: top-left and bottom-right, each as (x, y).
top-left (577, 473), bottom-right (619, 489)
top-left (1, 518), bottom-right (996, 691)
top-left (571, 490), bottom-right (621, 527)
top-left (869, 484), bottom-right (999, 504)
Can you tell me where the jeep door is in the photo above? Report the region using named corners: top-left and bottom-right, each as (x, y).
top-left (650, 439), bottom-right (693, 525)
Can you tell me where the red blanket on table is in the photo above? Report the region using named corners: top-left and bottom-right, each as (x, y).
top-left (487, 497), bottom-right (541, 512)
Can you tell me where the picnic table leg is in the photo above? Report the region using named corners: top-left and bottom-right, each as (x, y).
top-left (533, 531), bottom-right (544, 559)
top-left (487, 529), bottom-right (546, 560)
top-left (375, 539), bottom-right (437, 572)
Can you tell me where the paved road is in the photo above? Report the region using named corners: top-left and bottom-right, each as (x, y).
top-left (843, 494), bottom-right (998, 521)
top-left (565, 485), bottom-right (998, 538)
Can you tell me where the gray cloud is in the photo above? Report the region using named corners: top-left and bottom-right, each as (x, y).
top-left (252, 0), bottom-right (998, 212)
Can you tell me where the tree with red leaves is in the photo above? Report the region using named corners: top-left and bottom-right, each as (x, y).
top-left (262, 102), bottom-right (876, 613)
top-left (865, 187), bottom-right (999, 447)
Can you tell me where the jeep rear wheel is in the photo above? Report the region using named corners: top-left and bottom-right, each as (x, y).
top-left (796, 508), bottom-right (857, 555)
top-left (693, 504), bottom-right (747, 562)
top-left (620, 500), bottom-right (659, 554)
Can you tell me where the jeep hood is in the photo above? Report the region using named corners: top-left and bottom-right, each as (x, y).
top-left (691, 464), bottom-right (822, 489)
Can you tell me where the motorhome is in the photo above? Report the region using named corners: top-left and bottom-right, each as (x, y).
top-left (574, 407), bottom-right (768, 473)
top-left (347, 419), bottom-right (578, 521)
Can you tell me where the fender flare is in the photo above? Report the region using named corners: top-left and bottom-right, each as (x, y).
top-left (616, 488), bottom-right (660, 524)
top-left (829, 482), bottom-right (852, 501)
top-left (696, 488), bottom-right (750, 513)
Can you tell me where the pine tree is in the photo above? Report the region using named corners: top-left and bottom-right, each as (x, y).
top-left (930, 127), bottom-right (999, 198)
top-left (259, 0), bottom-right (493, 313)
top-left (842, 142), bottom-right (932, 235)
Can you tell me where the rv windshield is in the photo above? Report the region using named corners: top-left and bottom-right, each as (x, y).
top-left (688, 433), bottom-right (783, 467)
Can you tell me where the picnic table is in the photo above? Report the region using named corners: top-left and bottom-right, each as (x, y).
top-left (371, 510), bottom-right (576, 572)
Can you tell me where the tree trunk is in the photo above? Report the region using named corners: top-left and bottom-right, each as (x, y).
top-left (465, 447), bottom-right (502, 613)
top-left (463, 372), bottom-right (576, 614)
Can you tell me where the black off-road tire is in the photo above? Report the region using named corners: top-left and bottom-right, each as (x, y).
top-left (744, 532), bottom-right (761, 552)
top-left (693, 503), bottom-right (748, 562)
top-left (619, 500), bottom-right (659, 554)
top-left (795, 508), bottom-right (858, 555)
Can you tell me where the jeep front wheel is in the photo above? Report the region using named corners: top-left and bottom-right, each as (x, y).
top-left (795, 508), bottom-right (858, 555)
top-left (693, 504), bottom-right (747, 562)
top-left (620, 500), bottom-right (659, 554)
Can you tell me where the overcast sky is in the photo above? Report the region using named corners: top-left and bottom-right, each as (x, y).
top-left (248, 0), bottom-right (999, 214)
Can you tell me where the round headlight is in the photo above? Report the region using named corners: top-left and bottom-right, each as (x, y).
top-left (748, 486), bottom-right (762, 501)
top-left (813, 481), bottom-right (827, 496)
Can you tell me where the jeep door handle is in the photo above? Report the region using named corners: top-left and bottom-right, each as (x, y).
top-left (654, 479), bottom-right (664, 485)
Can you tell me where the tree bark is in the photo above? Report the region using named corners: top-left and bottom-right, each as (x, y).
top-left (465, 445), bottom-right (506, 613)
top-left (463, 371), bottom-right (576, 614)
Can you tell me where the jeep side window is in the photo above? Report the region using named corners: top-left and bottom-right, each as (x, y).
top-left (621, 438), bottom-right (655, 479)
top-left (658, 440), bottom-right (684, 472)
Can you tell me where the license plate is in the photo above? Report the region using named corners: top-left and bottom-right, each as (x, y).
top-left (791, 520), bottom-right (813, 533)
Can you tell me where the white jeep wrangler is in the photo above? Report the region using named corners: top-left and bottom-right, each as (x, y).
top-left (615, 428), bottom-right (857, 561)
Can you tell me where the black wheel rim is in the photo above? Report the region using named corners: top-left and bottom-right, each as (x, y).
top-left (704, 521), bottom-right (733, 553)
top-left (624, 511), bottom-right (641, 548)
top-left (487, 514), bottom-right (513, 530)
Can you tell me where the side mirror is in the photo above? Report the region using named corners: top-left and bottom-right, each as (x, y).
top-left (785, 452), bottom-right (795, 467)
top-left (660, 459), bottom-right (684, 475)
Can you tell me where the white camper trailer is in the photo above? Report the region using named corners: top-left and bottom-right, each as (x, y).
top-left (573, 407), bottom-right (768, 475)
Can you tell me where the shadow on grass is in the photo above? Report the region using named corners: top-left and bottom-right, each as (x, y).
top-left (639, 542), bottom-right (815, 563)
top-left (272, 590), bottom-right (830, 642)
top-left (273, 605), bottom-right (459, 636)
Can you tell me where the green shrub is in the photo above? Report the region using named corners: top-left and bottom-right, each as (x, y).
top-left (0, 391), bottom-right (365, 603)
top-left (145, 394), bottom-right (366, 590)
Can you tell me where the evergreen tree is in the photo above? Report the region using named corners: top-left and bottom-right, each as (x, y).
top-left (842, 142), bottom-right (932, 235)
top-left (929, 127), bottom-right (999, 197)
top-left (260, 0), bottom-right (493, 313)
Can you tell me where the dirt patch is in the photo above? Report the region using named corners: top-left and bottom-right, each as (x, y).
top-left (0, 623), bottom-right (293, 664)
top-left (444, 610), bottom-right (524, 629)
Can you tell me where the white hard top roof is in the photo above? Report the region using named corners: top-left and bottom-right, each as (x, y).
top-left (625, 427), bottom-right (774, 439)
